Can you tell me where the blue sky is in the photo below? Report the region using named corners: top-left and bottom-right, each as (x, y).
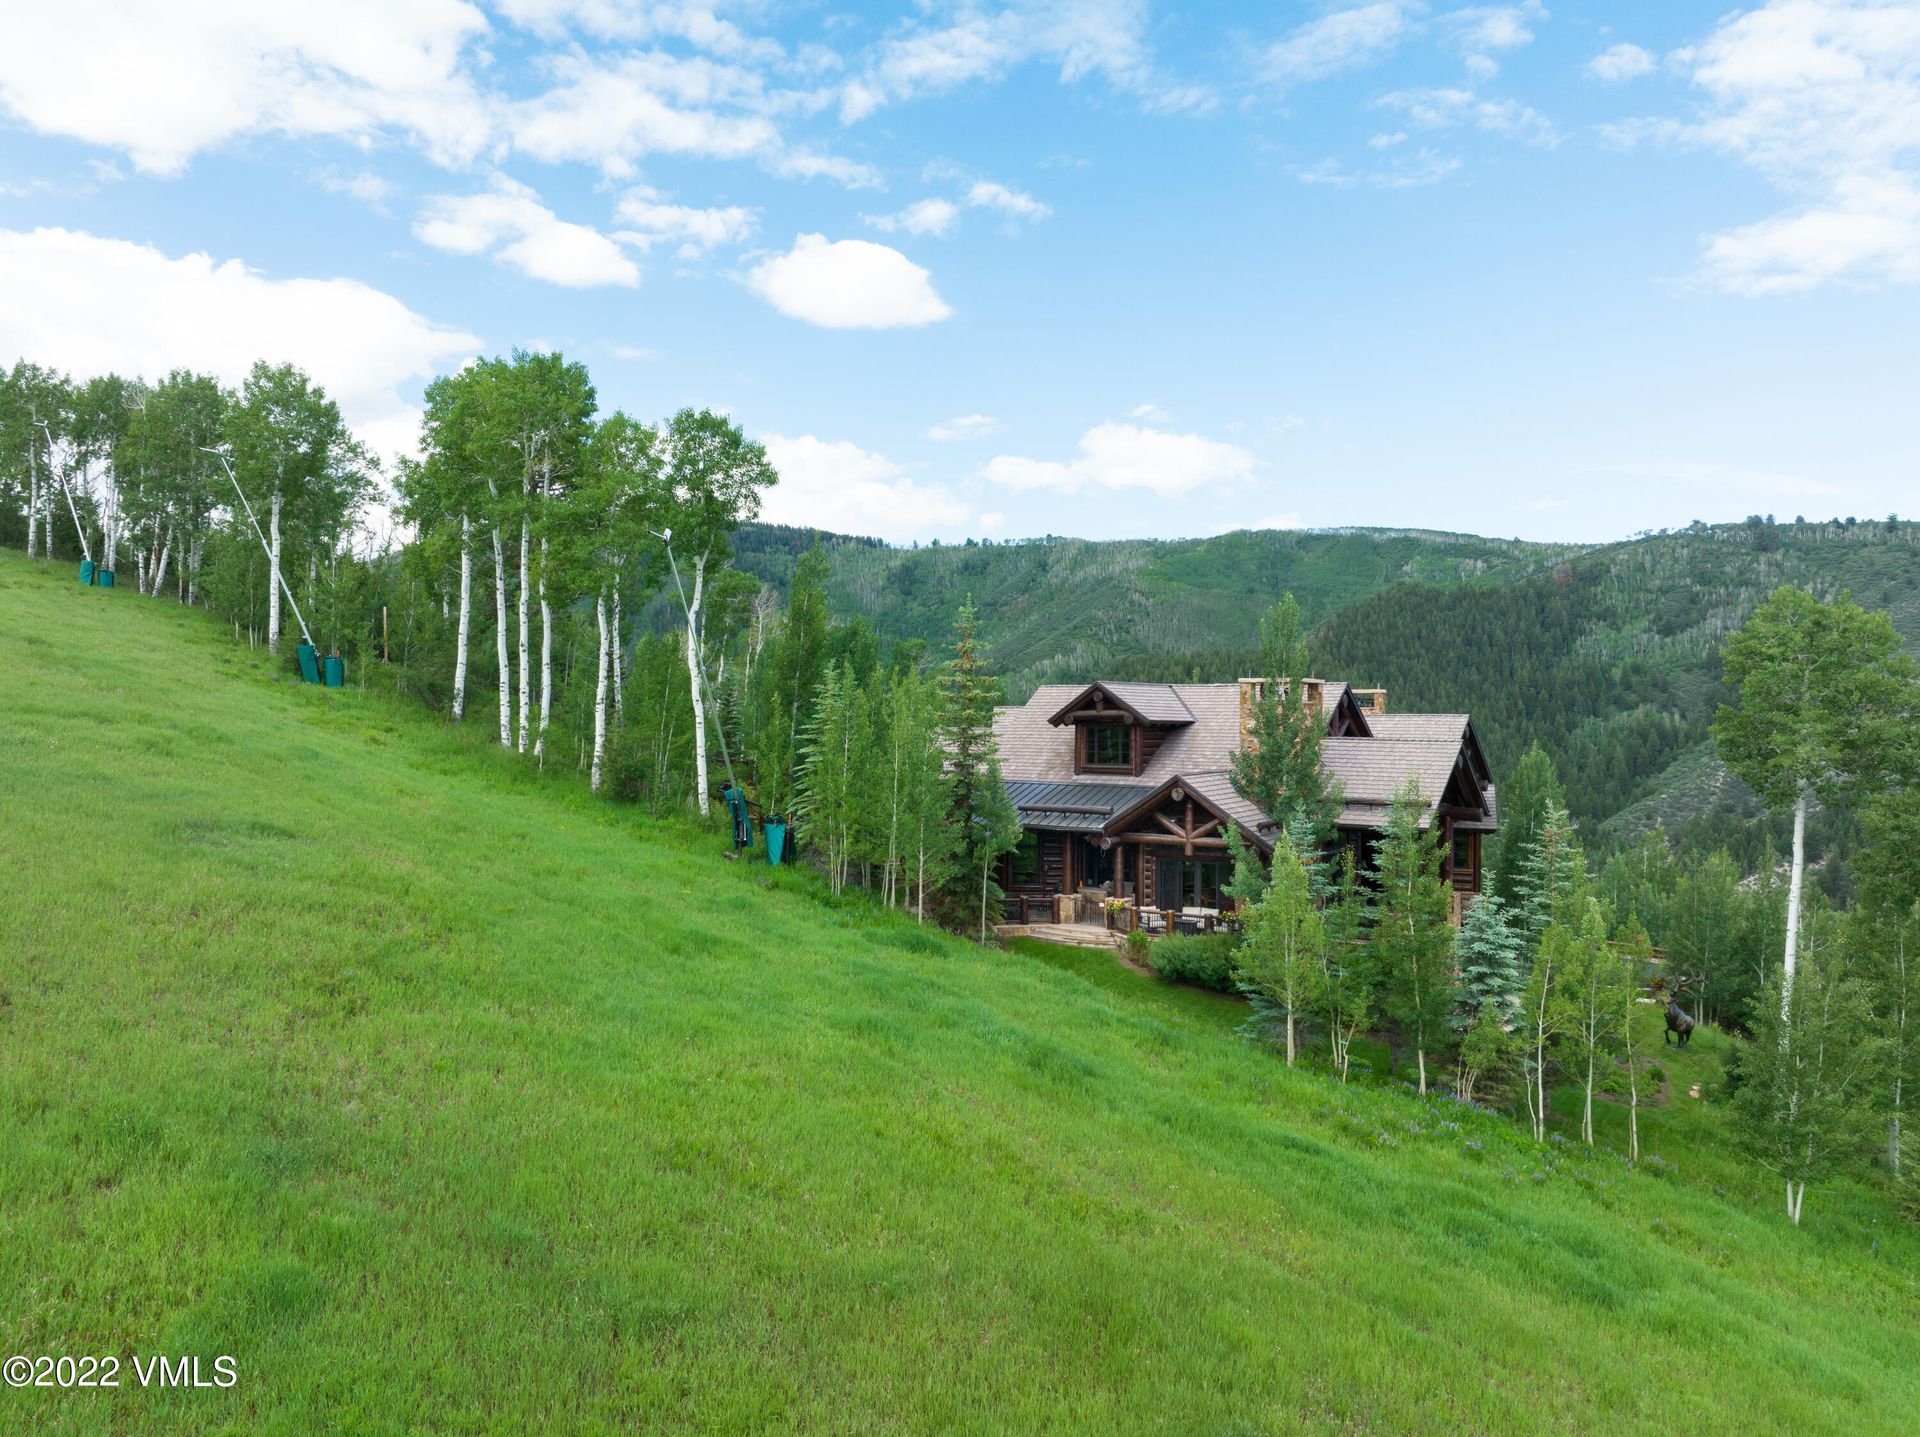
top-left (2, 2), bottom-right (1916, 545)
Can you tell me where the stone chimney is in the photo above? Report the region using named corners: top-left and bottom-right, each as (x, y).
top-left (1240, 677), bottom-right (1328, 745)
top-left (1353, 687), bottom-right (1388, 717)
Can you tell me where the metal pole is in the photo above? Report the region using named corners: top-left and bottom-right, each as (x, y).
top-left (200, 447), bottom-right (315, 650)
top-left (38, 421), bottom-right (94, 564)
top-left (650, 528), bottom-right (739, 790)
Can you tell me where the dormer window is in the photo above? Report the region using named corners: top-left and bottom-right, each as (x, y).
top-left (1083, 724), bottom-right (1132, 770)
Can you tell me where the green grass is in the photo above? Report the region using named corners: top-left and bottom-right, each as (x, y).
top-left (3, 548), bottom-right (1918, 1435)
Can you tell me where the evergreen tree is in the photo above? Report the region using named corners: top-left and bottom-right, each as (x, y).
top-left (1370, 780), bottom-right (1454, 1094)
top-left (1230, 594), bottom-right (1340, 838)
top-left (754, 545), bottom-right (831, 818)
top-left (1454, 890), bottom-right (1525, 1030)
top-left (1488, 742), bottom-right (1566, 908)
top-left (1856, 789), bottom-right (1920, 1176)
top-left (1233, 831), bottom-right (1326, 1066)
top-left (1512, 800), bottom-right (1586, 957)
top-left (940, 597), bottom-right (1011, 923)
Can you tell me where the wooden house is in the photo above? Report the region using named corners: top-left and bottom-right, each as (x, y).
top-left (992, 679), bottom-right (1496, 928)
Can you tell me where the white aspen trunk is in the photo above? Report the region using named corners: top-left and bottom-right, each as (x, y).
top-left (187, 535), bottom-right (200, 605)
top-left (1285, 1009), bottom-right (1297, 1068)
top-left (452, 515), bottom-right (472, 721)
top-left (516, 520), bottom-right (530, 753)
top-left (268, 491), bottom-right (283, 654)
top-left (1583, 1053), bottom-right (1595, 1145)
top-left (1628, 1070), bottom-right (1640, 1164)
top-left (536, 539), bottom-right (552, 761)
top-left (611, 585), bottom-right (625, 725)
top-left (152, 528), bottom-right (171, 597)
top-left (590, 592), bottom-right (610, 793)
top-left (687, 555), bottom-right (710, 817)
top-left (492, 525), bottom-right (511, 747)
top-left (25, 432), bottom-right (37, 557)
top-left (1417, 1047), bottom-right (1427, 1096)
top-left (1782, 788), bottom-right (1807, 1027)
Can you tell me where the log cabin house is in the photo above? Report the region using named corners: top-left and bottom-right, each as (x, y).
top-left (992, 679), bottom-right (1496, 932)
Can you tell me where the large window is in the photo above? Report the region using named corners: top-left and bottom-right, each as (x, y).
top-left (1010, 831), bottom-right (1040, 884)
top-left (1157, 857), bottom-right (1227, 911)
top-left (1084, 724), bottom-right (1132, 769)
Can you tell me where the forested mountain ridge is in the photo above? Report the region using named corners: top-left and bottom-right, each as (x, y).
top-left (731, 524), bottom-right (1580, 696)
top-left (736, 516), bottom-right (1920, 864)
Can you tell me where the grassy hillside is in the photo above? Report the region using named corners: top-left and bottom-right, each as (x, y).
top-left (3, 550), bottom-right (1919, 1435)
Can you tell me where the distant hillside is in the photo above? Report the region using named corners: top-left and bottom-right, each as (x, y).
top-left (732, 524), bottom-right (1577, 695)
top-left (737, 517), bottom-right (1920, 865)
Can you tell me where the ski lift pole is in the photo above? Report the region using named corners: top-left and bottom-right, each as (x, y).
top-left (649, 526), bottom-right (739, 790)
top-left (200, 447), bottom-right (316, 650)
top-left (37, 420), bottom-right (94, 565)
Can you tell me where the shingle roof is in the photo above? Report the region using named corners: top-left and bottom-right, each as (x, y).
top-left (1364, 712), bottom-right (1468, 742)
top-left (1322, 737), bottom-right (1465, 829)
top-left (999, 683), bottom-right (1245, 787)
top-left (995, 680), bottom-right (1492, 836)
top-left (1045, 680), bottom-right (1194, 725)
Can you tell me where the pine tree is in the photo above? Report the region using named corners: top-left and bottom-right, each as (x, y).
top-left (1489, 743), bottom-right (1566, 908)
top-left (1230, 594), bottom-right (1341, 839)
top-left (1454, 890), bottom-right (1525, 1031)
top-left (1370, 780), bottom-right (1454, 1095)
top-left (940, 597), bottom-right (1013, 923)
top-left (796, 662), bottom-right (870, 895)
top-left (1512, 800), bottom-right (1586, 958)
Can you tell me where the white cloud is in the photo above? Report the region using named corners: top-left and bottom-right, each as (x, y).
top-left (1130, 401), bottom-right (1170, 422)
top-left (1702, 173), bottom-right (1920, 293)
top-left (609, 343), bottom-right (661, 361)
top-left (1587, 42), bottom-right (1656, 83)
top-left (745, 234), bottom-right (952, 329)
top-left (1662, 0), bottom-right (1920, 294)
top-left (1263, 3), bottom-right (1416, 85)
top-left (1442, 4), bottom-right (1544, 55)
top-left (415, 175), bottom-right (639, 287)
top-left (965, 179), bottom-right (1050, 221)
top-left (1377, 86), bottom-right (1558, 144)
top-left (1292, 148), bottom-right (1463, 188)
top-left (760, 433), bottom-right (968, 540)
top-left (928, 413), bottom-right (999, 441)
top-left (844, 2), bottom-right (1211, 123)
top-left (983, 422), bottom-right (1257, 497)
top-left (613, 186), bottom-right (757, 255)
top-left (863, 198), bottom-right (962, 237)
top-left (315, 167), bottom-right (397, 208)
top-left (0, 226), bottom-right (477, 464)
top-left (0, 1), bottom-right (492, 176)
